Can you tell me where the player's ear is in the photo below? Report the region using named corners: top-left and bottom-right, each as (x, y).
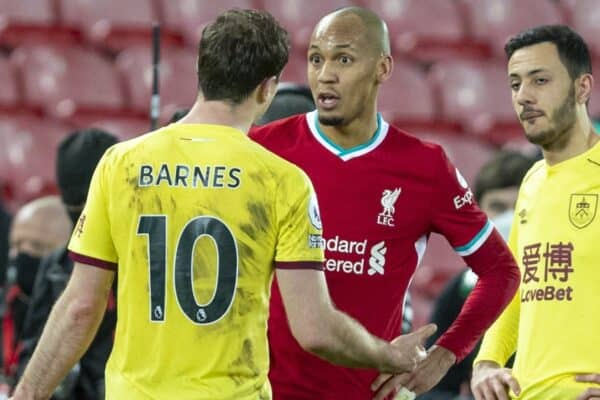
top-left (575, 73), bottom-right (593, 105)
top-left (257, 76), bottom-right (279, 105)
top-left (376, 54), bottom-right (393, 84)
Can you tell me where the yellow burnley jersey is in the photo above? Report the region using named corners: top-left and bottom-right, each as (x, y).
top-left (68, 123), bottom-right (324, 400)
top-left (476, 141), bottom-right (600, 399)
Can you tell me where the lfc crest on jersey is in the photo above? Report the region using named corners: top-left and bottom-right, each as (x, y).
top-left (569, 193), bottom-right (598, 229)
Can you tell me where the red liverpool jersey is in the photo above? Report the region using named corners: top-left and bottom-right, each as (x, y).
top-left (250, 112), bottom-right (493, 399)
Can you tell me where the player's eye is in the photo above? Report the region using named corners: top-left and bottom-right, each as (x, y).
top-left (510, 81), bottom-right (521, 91)
top-left (309, 54), bottom-right (322, 64)
top-left (535, 77), bottom-right (548, 85)
top-left (339, 55), bottom-right (352, 64)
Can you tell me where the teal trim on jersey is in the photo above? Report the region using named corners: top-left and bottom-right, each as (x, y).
top-left (314, 112), bottom-right (383, 157)
top-left (454, 219), bottom-right (492, 253)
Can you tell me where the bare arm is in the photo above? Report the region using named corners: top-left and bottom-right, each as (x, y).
top-left (12, 262), bottom-right (115, 400)
top-left (276, 269), bottom-right (435, 374)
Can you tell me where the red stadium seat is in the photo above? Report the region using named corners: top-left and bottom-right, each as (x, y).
top-left (280, 50), bottom-right (308, 84)
top-left (11, 44), bottom-right (127, 120)
top-left (590, 74), bottom-right (600, 119)
top-left (378, 61), bottom-right (436, 129)
top-left (59, 0), bottom-right (181, 51)
top-left (0, 56), bottom-right (20, 110)
top-left (464, 0), bottom-right (564, 57)
top-left (0, 115), bottom-right (72, 203)
top-left (159, 0), bottom-right (256, 47)
top-left (563, 0), bottom-right (600, 58)
top-left (82, 116), bottom-right (150, 141)
top-left (364, 0), bottom-right (489, 62)
top-left (0, 0), bottom-right (79, 46)
top-left (428, 60), bottom-right (522, 144)
top-left (115, 45), bottom-right (197, 116)
top-left (260, 0), bottom-right (357, 50)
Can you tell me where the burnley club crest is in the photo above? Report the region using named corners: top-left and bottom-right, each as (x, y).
top-left (569, 194), bottom-right (598, 229)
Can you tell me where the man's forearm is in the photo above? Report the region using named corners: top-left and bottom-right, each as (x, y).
top-left (14, 289), bottom-right (106, 399)
top-left (311, 308), bottom-right (392, 371)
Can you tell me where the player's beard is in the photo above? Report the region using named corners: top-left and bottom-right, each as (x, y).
top-left (319, 115), bottom-right (345, 126)
top-left (525, 86), bottom-right (576, 149)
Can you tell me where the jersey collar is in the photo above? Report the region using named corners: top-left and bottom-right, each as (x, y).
top-left (305, 110), bottom-right (389, 161)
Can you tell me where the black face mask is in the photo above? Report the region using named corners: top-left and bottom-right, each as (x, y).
top-left (8, 253), bottom-right (41, 296)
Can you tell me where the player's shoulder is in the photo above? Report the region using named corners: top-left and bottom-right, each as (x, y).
top-left (385, 123), bottom-right (449, 163)
top-left (250, 136), bottom-right (311, 182)
top-left (249, 113), bottom-right (308, 146)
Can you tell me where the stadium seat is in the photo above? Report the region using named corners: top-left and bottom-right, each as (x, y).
top-left (59, 0), bottom-right (181, 51)
top-left (80, 116), bottom-right (150, 141)
top-left (280, 50), bottom-right (308, 84)
top-left (0, 115), bottom-right (72, 203)
top-left (590, 70), bottom-right (600, 119)
top-left (260, 0), bottom-right (357, 50)
top-left (0, 56), bottom-right (20, 111)
top-left (115, 45), bottom-right (197, 116)
top-left (464, 0), bottom-right (564, 57)
top-left (428, 60), bottom-right (522, 144)
top-left (11, 44), bottom-right (127, 120)
top-left (563, 0), bottom-right (600, 58)
top-left (378, 61), bottom-right (436, 129)
top-left (0, 0), bottom-right (79, 46)
top-left (364, 0), bottom-right (489, 62)
top-left (159, 0), bottom-right (256, 47)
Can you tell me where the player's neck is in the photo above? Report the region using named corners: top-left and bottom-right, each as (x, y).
top-left (317, 113), bottom-right (379, 150)
top-left (177, 98), bottom-right (254, 134)
top-left (543, 115), bottom-right (600, 166)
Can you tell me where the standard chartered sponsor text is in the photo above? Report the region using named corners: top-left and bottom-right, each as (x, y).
top-left (322, 236), bottom-right (386, 276)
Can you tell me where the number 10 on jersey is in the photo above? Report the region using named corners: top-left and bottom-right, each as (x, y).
top-left (137, 215), bottom-right (239, 325)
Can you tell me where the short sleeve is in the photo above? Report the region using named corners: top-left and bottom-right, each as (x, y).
top-left (68, 150), bottom-right (118, 270)
top-left (431, 148), bottom-right (492, 257)
top-left (274, 167), bottom-right (324, 270)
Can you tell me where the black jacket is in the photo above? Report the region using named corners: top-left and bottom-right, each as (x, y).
top-left (17, 247), bottom-right (116, 400)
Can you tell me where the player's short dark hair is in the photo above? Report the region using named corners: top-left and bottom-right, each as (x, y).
top-left (474, 150), bottom-right (536, 202)
top-left (197, 9), bottom-right (289, 105)
top-left (505, 25), bottom-right (592, 81)
top-left (56, 128), bottom-right (118, 206)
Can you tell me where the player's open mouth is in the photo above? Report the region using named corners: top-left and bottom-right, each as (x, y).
top-left (317, 92), bottom-right (340, 110)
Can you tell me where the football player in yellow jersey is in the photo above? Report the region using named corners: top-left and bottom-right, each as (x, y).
top-left (11, 8), bottom-right (436, 400)
top-left (471, 25), bottom-right (600, 400)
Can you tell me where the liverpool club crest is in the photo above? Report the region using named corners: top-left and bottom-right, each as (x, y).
top-left (569, 194), bottom-right (598, 229)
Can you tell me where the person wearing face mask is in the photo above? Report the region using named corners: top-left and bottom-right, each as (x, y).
top-left (418, 150), bottom-right (537, 400)
top-left (14, 129), bottom-right (118, 400)
top-left (2, 196), bottom-right (72, 381)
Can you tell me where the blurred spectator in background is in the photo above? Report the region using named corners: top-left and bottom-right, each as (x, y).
top-left (420, 150), bottom-right (537, 400)
top-left (16, 129), bottom-right (118, 400)
top-left (2, 196), bottom-right (71, 380)
top-left (168, 109), bottom-right (189, 123)
top-left (256, 82), bottom-right (315, 125)
top-left (0, 201), bottom-right (10, 289)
